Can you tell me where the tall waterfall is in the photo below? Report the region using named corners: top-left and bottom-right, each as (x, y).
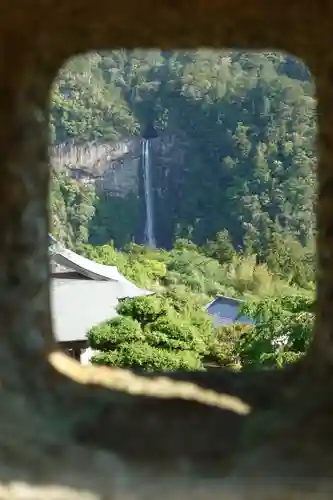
top-left (142, 139), bottom-right (156, 247)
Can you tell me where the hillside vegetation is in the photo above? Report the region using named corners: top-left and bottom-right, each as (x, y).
top-left (75, 239), bottom-right (314, 371)
top-left (50, 50), bottom-right (316, 252)
top-left (49, 49), bottom-right (316, 372)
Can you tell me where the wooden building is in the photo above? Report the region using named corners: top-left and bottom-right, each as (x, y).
top-left (49, 236), bottom-right (152, 362)
top-left (205, 295), bottom-right (254, 328)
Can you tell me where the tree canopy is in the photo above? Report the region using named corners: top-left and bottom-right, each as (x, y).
top-left (49, 49), bottom-right (316, 373)
top-left (88, 295), bottom-right (212, 371)
top-left (50, 50), bottom-right (316, 254)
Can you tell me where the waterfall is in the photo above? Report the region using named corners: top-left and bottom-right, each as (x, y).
top-left (142, 139), bottom-right (156, 247)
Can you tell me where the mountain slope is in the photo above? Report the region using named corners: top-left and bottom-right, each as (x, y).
top-left (50, 49), bottom-right (316, 252)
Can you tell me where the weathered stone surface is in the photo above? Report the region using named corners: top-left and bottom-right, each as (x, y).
top-left (51, 139), bottom-right (142, 196)
top-left (1, 0), bottom-right (333, 498)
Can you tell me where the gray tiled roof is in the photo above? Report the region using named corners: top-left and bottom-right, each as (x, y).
top-left (51, 278), bottom-right (149, 342)
top-left (48, 234), bottom-right (153, 342)
top-left (51, 247), bottom-right (129, 281)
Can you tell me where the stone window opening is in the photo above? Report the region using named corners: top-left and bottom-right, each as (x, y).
top-left (1, 2), bottom-right (333, 499)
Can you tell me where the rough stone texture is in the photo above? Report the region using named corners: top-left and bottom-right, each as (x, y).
top-left (51, 140), bottom-right (142, 196)
top-left (1, 0), bottom-right (333, 498)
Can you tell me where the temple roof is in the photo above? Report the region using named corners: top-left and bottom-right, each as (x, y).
top-left (49, 234), bottom-right (152, 342)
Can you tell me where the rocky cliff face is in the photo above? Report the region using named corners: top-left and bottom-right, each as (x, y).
top-left (50, 138), bottom-right (142, 197)
top-left (50, 134), bottom-right (190, 247)
top-left (50, 134), bottom-right (188, 198)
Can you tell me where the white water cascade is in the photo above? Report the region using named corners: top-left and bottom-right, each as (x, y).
top-left (142, 139), bottom-right (156, 247)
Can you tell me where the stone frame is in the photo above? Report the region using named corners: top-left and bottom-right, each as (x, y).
top-left (1, 0), bottom-right (333, 498)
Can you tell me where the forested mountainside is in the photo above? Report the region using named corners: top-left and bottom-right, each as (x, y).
top-left (50, 49), bottom-right (316, 257)
top-left (49, 50), bottom-right (317, 371)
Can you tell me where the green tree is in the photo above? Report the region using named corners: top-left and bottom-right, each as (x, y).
top-left (88, 295), bottom-right (212, 371)
top-left (265, 231), bottom-right (315, 289)
top-left (50, 49), bottom-right (316, 255)
top-left (203, 230), bottom-right (235, 264)
top-left (50, 169), bottom-right (96, 248)
top-left (236, 295), bottom-right (313, 369)
top-left (206, 324), bottom-right (249, 369)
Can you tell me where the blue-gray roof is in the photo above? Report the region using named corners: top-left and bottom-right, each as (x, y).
top-left (49, 233), bottom-right (58, 245)
top-left (205, 295), bottom-right (253, 327)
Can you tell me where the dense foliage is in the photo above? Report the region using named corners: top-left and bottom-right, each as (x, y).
top-left (237, 295), bottom-right (314, 369)
top-left (50, 170), bottom-right (96, 248)
top-left (50, 49), bottom-right (316, 254)
top-left (86, 262), bottom-right (314, 371)
top-left (88, 295), bottom-right (212, 371)
top-left (49, 49), bottom-right (317, 372)
top-left (75, 239), bottom-right (313, 371)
